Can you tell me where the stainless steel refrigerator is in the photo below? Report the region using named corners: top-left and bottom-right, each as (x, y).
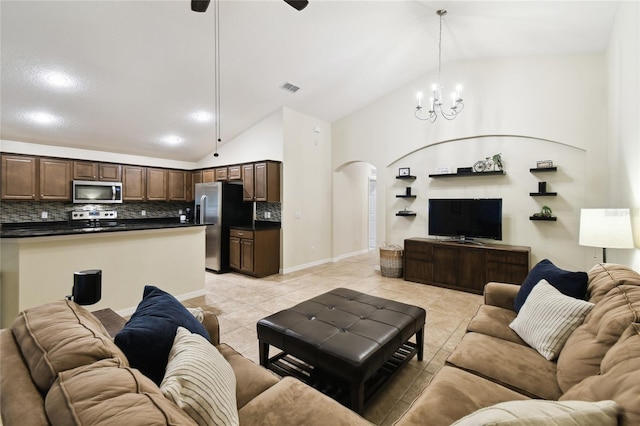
top-left (194, 182), bottom-right (253, 272)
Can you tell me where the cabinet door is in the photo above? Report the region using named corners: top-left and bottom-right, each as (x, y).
top-left (168, 170), bottom-right (187, 201)
top-left (123, 166), bottom-right (146, 201)
top-left (229, 237), bottom-right (241, 270)
top-left (487, 251), bottom-right (529, 284)
top-left (203, 169), bottom-right (215, 183)
top-left (432, 246), bottom-right (458, 286)
top-left (254, 161), bottom-right (280, 202)
top-left (404, 240), bottom-right (434, 283)
top-left (240, 238), bottom-right (254, 273)
top-left (146, 168), bottom-right (168, 201)
top-left (73, 161), bottom-right (98, 180)
top-left (215, 167), bottom-right (228, 181)
top-left (228, 165), bottom-right (242, 180)
top-left (458, 249), bottom-right (487, 292)
top-left (242, 164), bottom-right (255, 201)
top-left (1, 155), bottom-right (37, 200)
top-left (99, 163), bottom-right (121, 181)
top-left (39, 158), bottom-right (72, 200)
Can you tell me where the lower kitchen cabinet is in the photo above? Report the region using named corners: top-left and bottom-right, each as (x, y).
top-left (229, 228), bottom-right (280, 278)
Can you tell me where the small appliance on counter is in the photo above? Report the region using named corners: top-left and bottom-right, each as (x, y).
top-left (194, 182), bottom-right (253, 272)
top-left (69, 209), bottom-right (119, 229)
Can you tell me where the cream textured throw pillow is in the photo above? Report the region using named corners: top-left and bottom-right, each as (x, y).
top-left (161, 327), bottom-right (239, 426)
top-left (510, 279), bottom-right (594, 360)
top-left (452, 399), bottom-right (620, 425)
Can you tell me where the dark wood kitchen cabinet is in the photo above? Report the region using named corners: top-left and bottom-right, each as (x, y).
top-left (229, 228), bottom-right (280, 277)
top-left (1, 154), bottom-right (71, 200)
top-left (404, 238), bottom-right (530, 294)
top-left (39, 157), bottom-right (72, 200)
top-left (122, 165), bottom-right (146, 201)
top-left (242, 161), bottom-right (280, 202)
top-left (215, 167), bottom-right (228, 181)
top-left (168, 170), bottom-right (187, 201)
top-left (146, 168), bottom-right (168, 201)
top-left (73, 161), bottom-right (121, 181)
top-left (1, 154), bottom-right (37, 200)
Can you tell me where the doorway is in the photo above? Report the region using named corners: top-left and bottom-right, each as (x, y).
top-left (368, 175), bottom-right (377, 250)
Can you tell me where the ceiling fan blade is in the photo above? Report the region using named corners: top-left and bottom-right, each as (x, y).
top-left (191, 0), bottom-right (210, 13)
top-left (284, 0), bottom-right (309, 11)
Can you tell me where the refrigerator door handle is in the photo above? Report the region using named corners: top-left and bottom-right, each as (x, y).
top-left (199, 194), bottom-right (207, 224)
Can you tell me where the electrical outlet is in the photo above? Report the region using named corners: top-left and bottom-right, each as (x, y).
top-left (141, 210), bottom-right (146, 216)
top-left (295, 211), bottom-right (301, 219)
top-left (41, 211), bottom-right (48, 219)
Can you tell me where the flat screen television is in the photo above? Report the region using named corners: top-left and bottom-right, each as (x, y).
top-left (428, 198), bottom-right (502, 241)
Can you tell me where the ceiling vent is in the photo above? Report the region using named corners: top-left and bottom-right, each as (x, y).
top-left (280, 82), bottom-right (300, 93)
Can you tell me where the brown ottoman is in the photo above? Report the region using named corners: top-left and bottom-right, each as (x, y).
top-left (257, 288), bottom-right (426, 413)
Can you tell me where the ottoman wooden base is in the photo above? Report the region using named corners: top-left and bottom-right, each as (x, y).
top-left (257, 288), bottom-right (426, 413)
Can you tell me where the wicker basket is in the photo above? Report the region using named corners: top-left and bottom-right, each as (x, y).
top-left (379, 245), bottom-right (404, 278)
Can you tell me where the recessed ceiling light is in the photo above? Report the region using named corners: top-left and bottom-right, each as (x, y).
top-left (42, 71), bottom-right (76, 89)
top-left (192, 111), bottom-right (213, 122)
top-left (161, 135), bottom-right (183, 145)
top-left (30, 112), bottom-right (59, 125)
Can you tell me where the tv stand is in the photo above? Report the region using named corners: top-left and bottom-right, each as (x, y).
top-left (404, 238), bottom-right (530, 294)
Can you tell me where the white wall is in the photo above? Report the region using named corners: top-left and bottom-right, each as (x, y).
top-left (333, 53), bottom-right (607, 272)
top-left (281, 107), bottom-right (332, 272)
top-left (606, 1), bottom-right (640, 271)
top-left (195, 110), bottom-right (284, 168)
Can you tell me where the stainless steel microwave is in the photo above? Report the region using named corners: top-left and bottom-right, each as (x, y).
top-left (73, 180), bottom-right (123, 204)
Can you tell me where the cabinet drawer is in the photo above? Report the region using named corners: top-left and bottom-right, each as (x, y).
top-left (230, 229), bottom-right (254, 239)
top-left (487, 251), bottom-right (528, 266)
top-left (404, 240), bottom-right (433, 260)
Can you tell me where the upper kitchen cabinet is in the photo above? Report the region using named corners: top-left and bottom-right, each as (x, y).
top-left (39, 158), bottom-right (72, 200)
top-left (122, 165), bottom-right (146, 201)
top-left (168, 170), bottom-right (187, 201)
top-left (146, 168), bottom-right (168, 201)
top-left (1, 154), bottom-right (37, 200)
top-left (215, 167), bottom-right (228, 181)
top-left (73, 161), bottom-right (121, 181)
top-left (228, 165), bottom-right (242, 181)
top-left (203, 169), bottom-right (215, 183)
top-left (243, 161), bottom-right (281, 202)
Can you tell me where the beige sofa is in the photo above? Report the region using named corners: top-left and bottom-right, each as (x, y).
top-left (0, 299), bottom-right (371, 426)
top-left (2, 263), bottom-right (638, 425)
top-left (396, 263), bottom-right (640, 425)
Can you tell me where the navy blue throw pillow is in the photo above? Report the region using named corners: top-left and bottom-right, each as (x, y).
top-left (514, 259), bottom-right (588, 313)
top-left (114, 285), bottom-right (210, 385)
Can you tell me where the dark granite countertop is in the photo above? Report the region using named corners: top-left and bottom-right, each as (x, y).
top-left (231, 221), bottom-right (281, 231)
top-left (0, 219), bottom-right (204, 238)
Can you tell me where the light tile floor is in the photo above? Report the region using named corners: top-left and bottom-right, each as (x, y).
top-left (184, 251), bottom-right (482, 425)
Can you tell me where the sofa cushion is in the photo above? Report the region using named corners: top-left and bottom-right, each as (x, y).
top-left (467, 304), bottom-right (526, 345)
top-left (238, 377), bottom-right (371, 426)
top-left (394, 366), bottom-right (529, 426)
top-left (510, 280), bottom-right (594, 360)
top-left (11, 299), bottom-right (128, 393)
top-left (161, 327), bottom-right (239, 426)
top-left (217, 343), bottom-right (279, 409)
top-left (586, 263), bottom-right (640, 304)
top-left (114, 285), bottom-right (210, 385)
top-left (556, 265), bottom-right (640, 392)
top-left (45, 358), bottom-right (197, 426)
top-left (452, 400), bottom-right (619, 426)
top-left (446, 332), bottom-right (562, 400)
top-left (561, 322), bottom-right (640, 426)
top-left (514, 259), bottom-right (588, 313)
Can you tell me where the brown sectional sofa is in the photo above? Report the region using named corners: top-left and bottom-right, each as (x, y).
top-left (396, 263), bottom-right (640, 425)
top-left (2, 262), bottom-right (638, 425)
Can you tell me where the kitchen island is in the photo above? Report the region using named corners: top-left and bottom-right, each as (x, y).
top-left (1, 222), bottom-right (206, 327)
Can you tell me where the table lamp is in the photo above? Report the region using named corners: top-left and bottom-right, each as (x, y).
top-left (579, 208), bottom-right (634, 262)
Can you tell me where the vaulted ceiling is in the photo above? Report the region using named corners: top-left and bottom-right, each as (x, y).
top-left (1, 1), bottom-right (618, 162)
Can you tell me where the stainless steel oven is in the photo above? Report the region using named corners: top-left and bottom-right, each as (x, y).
top-left (73, 180), bottom-right (123, 204)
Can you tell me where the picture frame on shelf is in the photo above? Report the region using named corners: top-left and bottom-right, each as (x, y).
top-left (536, 160), bottom-right (554, 169)
top-left (399, 167), bottom-right (410, 177)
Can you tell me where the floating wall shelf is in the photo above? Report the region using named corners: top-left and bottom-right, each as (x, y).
top-left (530, 167), bottom-right (558, 173)
top-left (396, 195), bottom-right (416, 199)
top-left (530, 192), bottom-right (557, 196)
top-left (396, 175), bottom-right (416, 180)
top-left (530, 216), bottom-right (557, 221)
top-left (396, 211), bottom-right (417, 217)
top-left (429, 171), bottom-right (506, 178)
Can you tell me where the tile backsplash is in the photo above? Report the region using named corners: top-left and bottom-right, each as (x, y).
top-left (1, 200), bottom-right (282, 224)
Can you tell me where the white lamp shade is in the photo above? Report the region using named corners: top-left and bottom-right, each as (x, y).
top-left (579, 208), bottom-right (634, 249)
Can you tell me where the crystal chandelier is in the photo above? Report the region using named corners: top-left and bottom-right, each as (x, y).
top-left (415, 10), bottom-right (464, 122)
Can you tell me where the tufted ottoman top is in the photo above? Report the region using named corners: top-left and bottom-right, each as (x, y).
top-left (257, 288), bottom-right (426, 382)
